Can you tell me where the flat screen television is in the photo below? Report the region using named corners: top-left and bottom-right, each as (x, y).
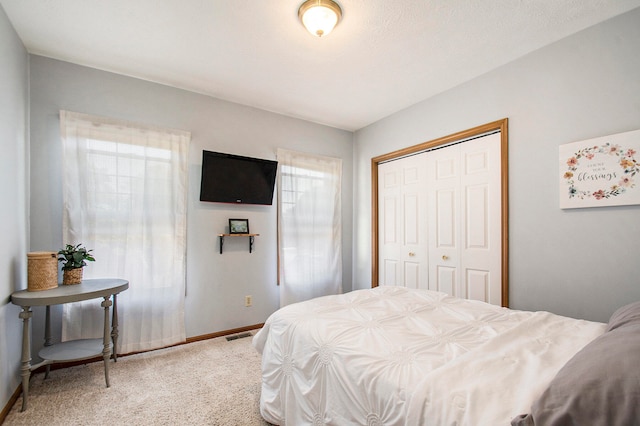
top-left (199, 150), bottom-right (278, 205)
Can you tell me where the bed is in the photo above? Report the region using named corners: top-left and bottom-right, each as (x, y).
top-left (252, 286), bottom-right (640, 425)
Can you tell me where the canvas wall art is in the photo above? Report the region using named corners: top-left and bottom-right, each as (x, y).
top-left (559, 129), bottom-right (640, 209)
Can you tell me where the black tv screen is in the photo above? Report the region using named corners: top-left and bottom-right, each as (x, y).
top-left (199, 151), bottom-right (278, 205)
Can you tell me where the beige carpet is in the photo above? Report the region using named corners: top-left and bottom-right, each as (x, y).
top-left (4, 333), bottom-right (273, 425)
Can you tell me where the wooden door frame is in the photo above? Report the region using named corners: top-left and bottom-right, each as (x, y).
top-left (371, 118), bottom-right (509, 307)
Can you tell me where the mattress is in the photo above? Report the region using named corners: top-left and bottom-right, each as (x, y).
top-left (253, 286), bottom-right (605, 425)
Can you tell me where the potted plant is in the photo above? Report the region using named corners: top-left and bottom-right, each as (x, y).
top-left (57, 243), bottom-right (96, 285)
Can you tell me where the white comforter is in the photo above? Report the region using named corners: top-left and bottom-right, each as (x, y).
top-left (253, 286), bottom-right (605, 426)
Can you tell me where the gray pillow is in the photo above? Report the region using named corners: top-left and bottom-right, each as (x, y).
top-left (512, 302), bottom-right (640, 426)
top-left (606, 300), bottom-right (640, 332)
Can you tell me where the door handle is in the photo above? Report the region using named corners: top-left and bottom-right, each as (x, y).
top-left (442, 255), bottom-right (449, 260)
top-left (408, 252), bottom-right (416, 257)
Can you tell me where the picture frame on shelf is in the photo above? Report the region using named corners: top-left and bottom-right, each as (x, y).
top-left (229, 218), bottom-right (249, 234)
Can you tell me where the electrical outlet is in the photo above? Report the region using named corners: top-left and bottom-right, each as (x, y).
top-left (245, 295), bottom-right (252, 307)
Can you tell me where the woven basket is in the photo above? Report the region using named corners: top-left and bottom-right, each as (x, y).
top-left (27, 252), bottom-right (58, 292)
top-left (62, 267), bottom-right (83, 285)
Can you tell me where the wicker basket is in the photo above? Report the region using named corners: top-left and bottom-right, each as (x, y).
top-left (27, 252), bottom-right (58, 291)
top-left (62, 267), bottom-right (83, 285)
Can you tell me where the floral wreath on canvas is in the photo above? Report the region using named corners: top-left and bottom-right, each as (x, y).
top-left (564, 143), bottom-right (639, 200)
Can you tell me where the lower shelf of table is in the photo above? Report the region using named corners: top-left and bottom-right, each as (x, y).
top-left (38, 338), bottom-right (107, 363)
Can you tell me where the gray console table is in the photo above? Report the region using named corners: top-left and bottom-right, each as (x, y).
top-left (10, 278), bottom-right (129, 411)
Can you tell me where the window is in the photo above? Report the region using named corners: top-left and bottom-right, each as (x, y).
top-left (277, 149), bottom-right (342, 306)
top-left (60, 110), bottom-right (190, 353)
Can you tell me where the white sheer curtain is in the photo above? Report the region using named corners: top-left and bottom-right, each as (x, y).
top-left (60, 110), bottom-right (190, 353)
top-left (277, 148), bottom-right (342, 307)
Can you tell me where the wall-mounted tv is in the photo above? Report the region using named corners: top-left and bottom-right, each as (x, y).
top-left (199, 150), bottom-right (278, 205)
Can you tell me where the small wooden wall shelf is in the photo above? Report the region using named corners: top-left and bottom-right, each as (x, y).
top-left (218, 233), bottom-right (259, 254)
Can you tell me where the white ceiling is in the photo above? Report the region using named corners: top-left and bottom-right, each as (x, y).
top-left (2, 0), bottom-right (639, 131)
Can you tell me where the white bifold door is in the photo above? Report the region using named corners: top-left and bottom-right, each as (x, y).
top-left (378, 132), bottom-right (502, 305)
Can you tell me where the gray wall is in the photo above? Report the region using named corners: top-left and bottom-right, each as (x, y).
top-left (353, 8), bottom-right (640, 322)
top-left (0, 5), bottom-right (29, 413)
top-left (28, 56), bottom-right (353, 353)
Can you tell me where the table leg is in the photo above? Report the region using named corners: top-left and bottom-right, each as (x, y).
top-left (18, 306), bottom-right (32, 412)
top-left (44, 305), bottom-right (51, 379)
top-left (111, 293), bottom-right (119, 362)
top-left (101, 296), bottom-right (112, 388)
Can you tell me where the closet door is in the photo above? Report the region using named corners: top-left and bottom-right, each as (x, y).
top-left (377, 154), bottom-right (428, 289)
top-left (378, 132), bottom-right (502, 305)
top-left (426, 132), bottom-right (501, 304)
top-left (425, 145), bottom-right (460, 296)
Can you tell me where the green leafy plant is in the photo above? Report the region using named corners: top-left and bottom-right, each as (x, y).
top-left (57, 243), bottom-right (96, 270)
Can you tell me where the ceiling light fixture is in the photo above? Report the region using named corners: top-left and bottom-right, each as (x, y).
top-left (298, 0), bottom-right (342, 38)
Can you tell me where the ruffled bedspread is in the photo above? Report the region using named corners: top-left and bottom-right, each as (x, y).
top-left (253, 286), bottom-right (605, 426)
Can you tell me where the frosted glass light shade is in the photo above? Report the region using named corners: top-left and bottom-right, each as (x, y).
top-left (298, 0), bottom-right (342, 37)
